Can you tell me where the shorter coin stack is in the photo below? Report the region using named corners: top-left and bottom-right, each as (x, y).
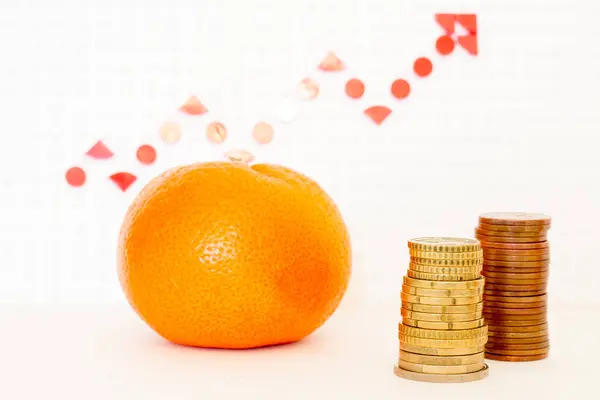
top-left (475, 212), bottom-right (551, 362)
top-left (395, 238), bottom-right (489, 383)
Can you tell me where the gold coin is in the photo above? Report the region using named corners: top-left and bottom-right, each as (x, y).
top-left (475, 234), bottom-right (547, 243)
top-left (479, 240), bottom-right (549, 250)
top-left (400, 342), bottom-right (485, 356)
top-left (398, 323), bottom-right (487, 339)
top-left (409, 250), bottom-right (483, 260)
top-left (488, 323), bottom-right (547, 333)
top-left (402, 301), bottom-right (483, 314)
top-left (482, 248), bottom-right (550, 256)
top-left (484, 353), bottom-right (548, 362)
top-left (487, 335), bottom-right (549, 344)
top-left (479, 212), bottom-right (551, 226)
top-left (482, 271), bottom-right (549, 280)
top-left (486, 341), bottom-right (549, 350)
top-left (399, 350), bottom-right (484, 366)
top-left (484, 277), bottom-right (548, 285)
top-left (401, 309), bottom-right (482, 322)
top-left (393, 364), bottom-right (489, 383)
top-left (488, 329), bottom-right (548, 338)
top-left (485, 318), bottom-right (546, 327)
top-left (403, 276), bottom-right (485, 290)
top-left (409, 262), bottom-right (482, 274)
top-left (410, 256), bottom-right (483, 266)
top-left (476, 228), bottom-right (545, 238)
top-left (484, 306), bottom-right (547, 315)
top-left (482, 254), bottom-right (550, 262)
top-left (485, 283), bottom-right (547, 291)
top-left (402, 318), bottom-right (485, 330)
top-left (407, 237), bottom-right (481, 253)
top-left (407, 270), bottom-right (482, 281)
top-left (484, 347), bottom-right (549, 356)
top-left (402, 284), bottom-right (483, 298)
top-left (401, 293), bottom-right (483, 306)
top-left (397, 359), bottom-right (484, 375)
top-left (478, 223), bottom-right (549, 233)
top-left (484, 289), bottom-right (547, 297)
top-left (398, 333), bottom-right (488, 348)
top-left (484, 300), bottom-right (546, 309)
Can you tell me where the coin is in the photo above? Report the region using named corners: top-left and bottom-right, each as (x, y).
top-left (397, 359), bottom-right (484, 375)
top-left (484, 353), bottom-right (548, 362)
top-left (399, 350), bottom-right (484, 366)
top-left (479, 240), bottom-right (549, 250)
top-left (484, 317), bottom-right (547, 326)
top-left (402, 301), bottom-right (484, 314)
top-left (481, 248), bottom-right (550, 256)
top-left (483, 300), bottom-right (546, 309)
top-left (401, 293), bottom-right (483, 306)
top-left (476, 228), bottom-right (545, 238)
top-left (402, 318), bottom-right (486, 330)
top-left (400, 342), bottom-right (486, 356)
top-left (482, 254), bottom-right (550, 262)
top-left (483, 259), bottom-right (550, 267)
top-left (484, 289), bottom-right (547, 297)
top-left (485, 283), bottom-right (548, 291)
top-left (407, 270), bottom-right (482, 281)
top-left (409, 263), bottom-right (482, 274)
top-left (484, 277), bottom-right (548, 285)
top-left (475, 234), bottom-right (547, 243)
top-left (410, 250), bottom-right (483, 260)
top-left (488, 323), bottom-right (548, 332)
top-left (398, 333), bottom-right (488, 348)
top-left (484, 266), bottom-right (548, 273)
top-left (403, 276), bottom-right (485, 290)
top-left (407, 237), bottom-right (481, 253)
top-left (402, 284), bottom-right (483, 298)
top-left (478, 223), bottom-right (549, 233)
top-left (479, 212), bottom-right (551, 226)
top-left (488, 328), bottom-right (548, 337)
top-left (398, 323), bottom-right (488, 339)
top-left (484, 347), bottom-right (549, 356)
top-left (410, 256), bottom-right (484, 266)
top-left (401, 309), bottom-right (483, 322)
top-left (486, 341), bottom-right (549, 350)
top-left (484, 306), bottom-right (547, 315)
top-left (393, 364), bottom-right (489, 383)
top-left (483, 294), bottom-right (547, 303)
top-left (482, 271), bottom-right (549, 280)
top-left (487, 335), bottom-right (549, 344)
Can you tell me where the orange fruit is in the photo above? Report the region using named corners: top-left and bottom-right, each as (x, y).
top-left (118, 161), bottom-right (351, 349)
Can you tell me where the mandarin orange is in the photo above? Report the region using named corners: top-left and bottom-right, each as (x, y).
top-left (118, 161), bottom-right (351, 349)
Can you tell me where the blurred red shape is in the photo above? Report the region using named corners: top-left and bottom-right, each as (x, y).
top-left (436, 35), bottom-right (455, 55)
top-left (66, 167), bottom-right (86, 187)
top-left (435, 14), bottom-right (456, 34)
top-left (457, 14), bottom-right (477, 34)
top-left (180, 96), bottom-right (208, 115)
top-left (458, 35), bottom-right (478, 55)
top-left (318, 52), bottom-right (346, 72)
top-left (345, 78), bottom-right (365, 99)
top-left (413, 57), bottom-right (433, 77)
top-left (110, 172), bottom-right (137, 192)
top-left (364, 106), bottom-right (392, 125)
top-left (137, 145), bottom-right (157, 165)
top-left (86, 141), bottom-right (113, 159)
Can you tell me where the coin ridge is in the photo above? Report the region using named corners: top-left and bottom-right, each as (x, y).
top-left (403, 276), bottom-right (485, 289)
top-left (402, 317), bottom-right (486, 330)
top-left (399, 350), bottom-right (484, 366)
top-left (398, 323), bottom-right (488, 339)
top-left (398, 333), bottom-right (488, 348)
top-left (397, 359), bottom-right (485, 375)
top-left (393, 364), bottom-right (489, 383)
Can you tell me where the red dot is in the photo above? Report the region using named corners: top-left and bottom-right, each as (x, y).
top-left (414, 57), bottom-right (433, 77)
top-left (391, 79), bottom-right (411, 100)
top-left (66, 167), bottom-right (86, 187)
top-left (436, 35), bottom-right (455, 55)
top-left (345, 78), bottom-right (365, 99)
top-left (137, 145), bottom-right (156, 165)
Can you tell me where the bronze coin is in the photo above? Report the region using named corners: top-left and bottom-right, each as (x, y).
top-left (484, 266), bottom-right (548, 273)
top-left (476, 228), bottom-right (545, 238)
top-left (485, 283), bottom-right (548, 291)
top-left (482, 254), bottom-right (550, 262)
top-left (478, 212), bottom-right (551, 226)
top-left (482, 271), bottom-right (549, 280)
top-left (488, 329), bottom-right (548, 338)
top-left (483, 259), bottom-right (550, 267)
top-left (487, 335), bottom-right (549, 344)
top-left (483, 300), bottom-right (546, 309)
top-left (488, 323), bottom-right (548, 332)
top-left (482, 248), bottom-right (549, 256)
top-left (475, 234), bottom-right (547, 243)
top-left (483, 294), bottom-right (547, 303)
top-left (484, 277), bottom-right (548, 285)
top-left (486, 341), bottom-right (549, 350)
top-left (484, 289), bottom-right (547, 297)
top-left (485, 318), bottom-right (547, 327)
top-left (479, 241), bottom-right (549, 250)
top-left (478, 223), bottom-right (550, 233)
top-left (483, 347), bottom-right (549, 356)
top-left (484, 306), bottom-right (547, 315)
top-left (484, 353), bottom-right (549, 362)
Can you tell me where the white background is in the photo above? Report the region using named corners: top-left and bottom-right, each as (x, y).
top-left (1, 0), bottom-right (600, 398)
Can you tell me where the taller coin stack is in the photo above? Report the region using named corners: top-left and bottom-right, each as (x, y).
top-left (475, 212), bottom-right (551, 362)
top-left (395, 238), bottom-right (489, 383)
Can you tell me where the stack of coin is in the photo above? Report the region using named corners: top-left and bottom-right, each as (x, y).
top-left (395, 238), bottom-right (489, 383)
top-left (475, 212), bottom-right (551, 362)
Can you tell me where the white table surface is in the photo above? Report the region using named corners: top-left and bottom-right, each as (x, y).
top-left (1, 301), bottom-right (596, 400)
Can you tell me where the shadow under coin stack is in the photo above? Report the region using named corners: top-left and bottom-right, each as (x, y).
top-left (475, 212), bottom-right (551, 362)
top-left (395, 238), bottom-right (489, 383)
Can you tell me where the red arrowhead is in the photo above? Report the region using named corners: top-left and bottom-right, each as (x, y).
top-left (458, 35), bottom-right (478, 55)
top-left (318, 52), bottom-right (346, 72)
top-left (457, 14), bottom-right (477, 34)
top-left (180, 96), bottom-right (208, 115)
top-left (110, 172), bottom-right (137, 192)
top-left (86, 140), bottom-right (113, 159)
top-left (435, 14), bottom-right (456, 34)
top-left (364, 106), bottom-right (392, 125)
